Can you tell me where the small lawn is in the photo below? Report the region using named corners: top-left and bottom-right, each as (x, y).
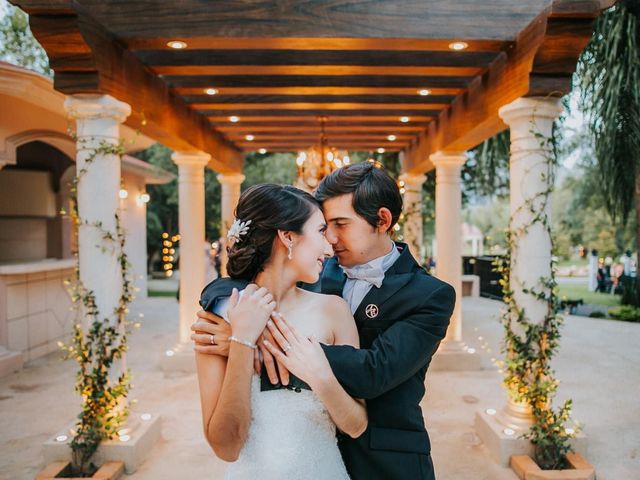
top-left (148, 290), bottom-right (178, 298)
top-left (557, 283), bottom-right (620, 307)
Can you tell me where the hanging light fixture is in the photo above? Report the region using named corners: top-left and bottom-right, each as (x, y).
top-left (295, 116), bottom-right (349, 191)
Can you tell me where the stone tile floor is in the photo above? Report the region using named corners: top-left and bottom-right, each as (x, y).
top-left (1, 296), bottom-right (638, 479)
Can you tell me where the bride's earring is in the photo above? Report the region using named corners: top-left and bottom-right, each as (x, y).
top-left (288, 243), bottom-right (293, 260)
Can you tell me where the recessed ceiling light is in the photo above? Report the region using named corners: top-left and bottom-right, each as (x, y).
top-left (418, 89), bottom-right (431, 96)
top-left (258, 148), bottom-right (267, 154)
top-left (387, 135), bottom-right (397, 141)
top-left (245, 134), bottom-right (254, 141)
top-left (449, 41), bottom-right (469, 51)
top-left (377, 147), bottom-right (385, 154)
top-left (229, 116), bottom-right (240, 123)
top-left (400, 116), bottom-right (410, 123)
top-left (205, 88), bottom-right (218, 95)
top-left (167, 40), bottom-right (187, 49)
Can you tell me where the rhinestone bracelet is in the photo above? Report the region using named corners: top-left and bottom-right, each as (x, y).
top-left (229, 336), bottom-right (258, 350)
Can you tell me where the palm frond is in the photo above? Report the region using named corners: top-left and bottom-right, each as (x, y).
top-left (576, 1), bottom-right (640, 225)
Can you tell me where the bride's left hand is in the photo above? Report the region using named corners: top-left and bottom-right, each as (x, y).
top-left (262, 313), bottom-right (332, 388)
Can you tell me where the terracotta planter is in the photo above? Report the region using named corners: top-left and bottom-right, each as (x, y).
top-left (36, 461), bottom-right (124, 480)
top-left (510, 453), bottom-right (595, 480)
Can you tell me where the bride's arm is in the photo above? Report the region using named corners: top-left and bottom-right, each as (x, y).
top-left (197, 286), bottom-right (276, 461)
top-left (263, 298), bottom-right (367, 439)
top-left (196, 343), bottom-right (255, 462)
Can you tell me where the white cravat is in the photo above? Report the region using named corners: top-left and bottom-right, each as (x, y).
top-left (341, 241), bottom-right (400, 314)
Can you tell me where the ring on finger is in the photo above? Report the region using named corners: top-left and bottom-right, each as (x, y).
top-left (210, 334), bottom-right (215, 345)
top-left (283, 343), bottom-right (292, 353)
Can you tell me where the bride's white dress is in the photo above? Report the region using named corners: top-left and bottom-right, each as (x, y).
top-left (224, 374), bottom-right (350, 480)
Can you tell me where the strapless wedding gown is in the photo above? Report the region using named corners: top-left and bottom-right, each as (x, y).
top-left (224, 374), bottom-right (350, 479)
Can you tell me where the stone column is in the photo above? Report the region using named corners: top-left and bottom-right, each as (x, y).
top-left (475, 97), bottom-right (570, 466)
top-left (171, 151), bottom-right (211, 344)
top-left (431, 152), bottom-right (466, 345)
top-left (217, 173), bottom-right (245, 277)
top-left (429, 152), bottom-right (479, 371)
top-left (399, 173), bottom-right (426, 262)
top-left (501, 97), bottom-right (562, 332)
top-left (64, 95), bottom-right (131, 321)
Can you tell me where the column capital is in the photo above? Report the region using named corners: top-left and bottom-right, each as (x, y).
top-left (498, 96), bottom-right (562, 126)
top-left (399, 172), bottom-right (427, 187)
top-left (217, 172), bottom-right (246, 185)
top-left (64, 94), bottom-right (131, 123)
top-left (171, 150), bottom-right (211, 168)
top-left (430, 151), bottom-right (467, 168)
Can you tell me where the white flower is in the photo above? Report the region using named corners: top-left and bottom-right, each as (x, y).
top-left (227, 218), bottom-right (251, 246)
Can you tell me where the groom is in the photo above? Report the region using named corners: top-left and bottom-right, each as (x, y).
top-left (192, 162), bottom-right (455, 479)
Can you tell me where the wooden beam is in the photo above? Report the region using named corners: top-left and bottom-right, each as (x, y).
top-left (164, 75), bottom-right (473, 88)
top-left (175, 86), bottom-right (465, 96)
top-left (138, 49), bottom-right (498, 68)
top-left (404, 1), bottom-right (607, 174)
top-left (17, 7), bottom-right (243, 173)
top-left (216, 125), bottom-right (425, 132)
top-left (227, 133), bottom-right (416, 141)
top-left (207, 115), bottom-right (435, 124)
top-left (128, 37), bottom-right (509, 52)
top-left (153, 65), bottom-right (483, 76)
top-left (201, 109), bottom-right (443, 117)
top-left (61, 1), bottom-right (550, 42)
top-left (193, 103), bottom-right (449, 111)
top-left (183, 94), bottom-right (456, 104)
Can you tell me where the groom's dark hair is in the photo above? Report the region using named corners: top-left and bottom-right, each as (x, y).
top-left (314, 161), bottom-right (403, 232)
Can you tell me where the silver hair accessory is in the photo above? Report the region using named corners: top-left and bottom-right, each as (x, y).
top-left (227, 218), bottom-right (252, 246)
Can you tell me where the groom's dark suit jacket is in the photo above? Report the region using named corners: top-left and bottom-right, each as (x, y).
top-left (199, 242), bottom-right (455, 480)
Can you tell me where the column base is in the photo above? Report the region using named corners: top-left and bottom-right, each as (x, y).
top-left (475, 407), bottom-right (588, 467)
top-left (160, 342), bottom-right (195, 375)
top-left (0, 347), bottom-right (23, 378)
top-left (430, 340), bottom-right (483, 371)
top-left (43, 411), bottom-right (161, 474)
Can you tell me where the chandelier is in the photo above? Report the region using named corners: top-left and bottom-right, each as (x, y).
top-left (295, 116), bottom-right (350, 191)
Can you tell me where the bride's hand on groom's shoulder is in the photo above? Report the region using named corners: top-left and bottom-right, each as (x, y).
top-left (228, 284), bottom-right (277, 344)
top-left (263, 313), bottom-right (332, 389)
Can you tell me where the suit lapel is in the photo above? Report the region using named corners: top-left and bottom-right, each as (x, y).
top-left (320, 257), bottom-right (347, 296)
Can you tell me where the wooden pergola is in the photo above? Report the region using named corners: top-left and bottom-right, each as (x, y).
top-left (11, 0), bottom-right (610, 174)
top-left (6, 1), bottom-right (614, 466)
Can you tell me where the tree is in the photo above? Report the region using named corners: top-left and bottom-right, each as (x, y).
top-left (0, 1), bottom-right (51, 76)
top-left (577, 0), bottom-right (640, 302)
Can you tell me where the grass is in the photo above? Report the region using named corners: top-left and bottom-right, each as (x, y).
top-left (556, 258), bottom-right (589, 269)
top-left (148, 290), bottom-right (178, 298)
top-left (557, 283), bottom-right (621, 307)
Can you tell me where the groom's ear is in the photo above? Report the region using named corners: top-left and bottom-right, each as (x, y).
top-left (376, 207), bottom-right (393, 233)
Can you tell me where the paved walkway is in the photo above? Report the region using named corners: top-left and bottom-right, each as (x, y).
top-left (1, 296), bottom-right (638, 479)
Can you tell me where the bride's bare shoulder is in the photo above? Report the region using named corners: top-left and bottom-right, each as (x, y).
top-left (297, 289), bottom-right (350, 316)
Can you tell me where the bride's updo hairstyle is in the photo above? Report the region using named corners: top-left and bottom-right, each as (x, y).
top-left (226, 184), bottom-right (320, 280)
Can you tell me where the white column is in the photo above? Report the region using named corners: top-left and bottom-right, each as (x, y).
top-left (500, 97), bottom-right (562, 328)
top-left (64, 95), bottom-right (131, 321)
top-left (399, 173), bottom-right (427, 262)
top-left (431, 152), bottom-right (467, 344)
top-left (217, 173), bottom-right (245, 277)
top-left (172, 151), bottom-right (211, 344)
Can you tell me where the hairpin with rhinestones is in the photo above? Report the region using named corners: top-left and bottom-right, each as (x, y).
top-left (227, 218), bottom-right (251, 246)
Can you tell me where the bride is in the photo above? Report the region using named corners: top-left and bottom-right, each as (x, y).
top-left (195, 184), bottom-right (366, 479)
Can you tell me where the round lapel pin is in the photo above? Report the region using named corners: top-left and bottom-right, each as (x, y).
top-left (365, 304), bottom-right (379, 319)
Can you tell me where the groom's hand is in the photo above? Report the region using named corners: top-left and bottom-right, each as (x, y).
top-left (191, 310), bottom-right (232, 356)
